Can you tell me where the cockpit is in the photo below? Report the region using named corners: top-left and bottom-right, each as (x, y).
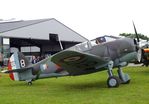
top-left (69, 35), bottom-right (119, 52)
top-left (90, 35), bottom-right (119, 46)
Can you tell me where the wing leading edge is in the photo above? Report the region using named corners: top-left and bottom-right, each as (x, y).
top-left (51, 50), bottom-right (110, 75)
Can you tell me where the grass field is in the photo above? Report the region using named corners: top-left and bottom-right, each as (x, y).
top-left (0, 66), bottom-right (149, 104)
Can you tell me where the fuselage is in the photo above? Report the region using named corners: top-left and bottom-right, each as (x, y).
top-left (32, 37), bottom-right (137, 79)
top-left (68, 37), bottom-right (137, 66)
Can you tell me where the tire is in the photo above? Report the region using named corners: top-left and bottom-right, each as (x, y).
top-left (28, 82), bottom-right (32, 86)
top-left (107, 76), bottom-right (120, 88)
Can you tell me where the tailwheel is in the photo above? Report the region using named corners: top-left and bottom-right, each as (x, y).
top-left (28, 81), bottom-right (32, 86)
top-left (107, 76), bottom-right (120, 88)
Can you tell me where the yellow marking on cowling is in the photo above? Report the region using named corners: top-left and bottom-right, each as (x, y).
top-left (144, 48), bottom-right (149, 53)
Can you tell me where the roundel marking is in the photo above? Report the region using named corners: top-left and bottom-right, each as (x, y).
top-left (63, 55), bottom-right (84, 62)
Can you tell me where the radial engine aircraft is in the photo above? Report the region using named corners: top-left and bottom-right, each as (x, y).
top-left (2, 24), bottom-right (141, 88)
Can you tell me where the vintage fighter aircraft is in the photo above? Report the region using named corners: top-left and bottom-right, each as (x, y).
top-left (2, 23), bottom-right (141, 88)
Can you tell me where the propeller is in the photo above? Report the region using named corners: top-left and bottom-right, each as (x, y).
top-left (133, 21), bottom-right (139, 43)
top-left (132, 21), bottom-right (142, 62)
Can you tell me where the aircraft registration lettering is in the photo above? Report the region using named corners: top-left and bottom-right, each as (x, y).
top-left (20, 59), bottom-right (25, 68)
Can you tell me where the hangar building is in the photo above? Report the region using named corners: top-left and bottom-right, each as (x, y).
top-left (0, 18), bottom-right (87, 65)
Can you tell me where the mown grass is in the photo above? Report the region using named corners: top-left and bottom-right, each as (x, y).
top-left (0, 66), bottom-right (149, 104)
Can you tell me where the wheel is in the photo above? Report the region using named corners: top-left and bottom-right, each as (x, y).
top-left (107, 76), bottom-right (120, 88)
top-left (28, 82), bottom-right (32, 86)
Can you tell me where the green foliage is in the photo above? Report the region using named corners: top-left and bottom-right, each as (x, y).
top-left (119, 33), bottom-right (149, 40)
top-left (0, 66), bottom-right (149, 104)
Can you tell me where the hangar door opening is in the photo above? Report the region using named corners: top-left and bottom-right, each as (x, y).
top-left (0, 37), bottom-right (10, 66)
top-left (0, 35), bottom-right (80, 66)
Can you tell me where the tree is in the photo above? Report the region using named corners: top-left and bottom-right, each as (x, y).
top-left (119, 33), bottom-right (149, 40)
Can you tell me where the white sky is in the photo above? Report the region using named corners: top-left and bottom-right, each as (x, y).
top-left (0, 0), bottom-right (149, 40)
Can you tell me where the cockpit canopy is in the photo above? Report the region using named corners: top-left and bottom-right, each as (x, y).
top-left (69, 35), bottom-right (119, 52)
top-left (90, 35), bottom-right (119, 46)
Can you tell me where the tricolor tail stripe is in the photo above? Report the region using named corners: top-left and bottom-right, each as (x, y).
top-left (7, 53), bottom-right (20, 81)
top-left (8, 59), bottom-right (14, 80)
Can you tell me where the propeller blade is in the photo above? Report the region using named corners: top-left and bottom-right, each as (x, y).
top-left (132, 21), bottom-right (139, 42)
top-left (132, 21), bottom-right (142, 62)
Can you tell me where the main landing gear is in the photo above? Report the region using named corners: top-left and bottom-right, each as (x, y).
top-left (107, 61), bottom-right (130, 88)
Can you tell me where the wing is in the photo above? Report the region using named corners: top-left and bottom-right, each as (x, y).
top-left (51, 50), bottom-right (110, 75)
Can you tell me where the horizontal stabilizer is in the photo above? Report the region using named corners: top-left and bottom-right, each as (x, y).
top-left (1, 67), bottom-right (32, 73)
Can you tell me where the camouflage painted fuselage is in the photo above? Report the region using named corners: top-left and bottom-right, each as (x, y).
top-left (29, 37), bottom-right (137, 81)
top-left (50, 37), bottom-right (137, 76)
top-left (6, 37), bottom-right (137, 81)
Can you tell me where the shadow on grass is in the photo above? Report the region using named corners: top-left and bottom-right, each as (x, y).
top-left (3, 80), bottom-right (108, 91)
top-left (54, 80), bottom-right (107, 91)
top-left (2, 82), bottom-right (30, 88)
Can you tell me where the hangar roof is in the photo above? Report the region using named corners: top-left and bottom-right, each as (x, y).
top-left (0, 19), bottom-right (51, 33)
top-left (0, 18), bottom-right (88, 42)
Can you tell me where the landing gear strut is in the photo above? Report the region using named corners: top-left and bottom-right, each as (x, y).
top-left (106, 61), bottom-right (130, 88)
top-left (117, 66), bottom-right (130, 84)
top-left (107, 61), bottom-right (120, 88)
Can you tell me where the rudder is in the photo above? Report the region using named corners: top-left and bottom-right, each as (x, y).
top-left (8, 52), bottom-right (32, 81)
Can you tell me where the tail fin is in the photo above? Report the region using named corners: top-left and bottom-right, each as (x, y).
top-left (8, 52), bottom-right (32, 81)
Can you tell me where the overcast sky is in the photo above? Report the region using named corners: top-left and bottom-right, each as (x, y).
top-left (0, 0), bottom-right (149, 39)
